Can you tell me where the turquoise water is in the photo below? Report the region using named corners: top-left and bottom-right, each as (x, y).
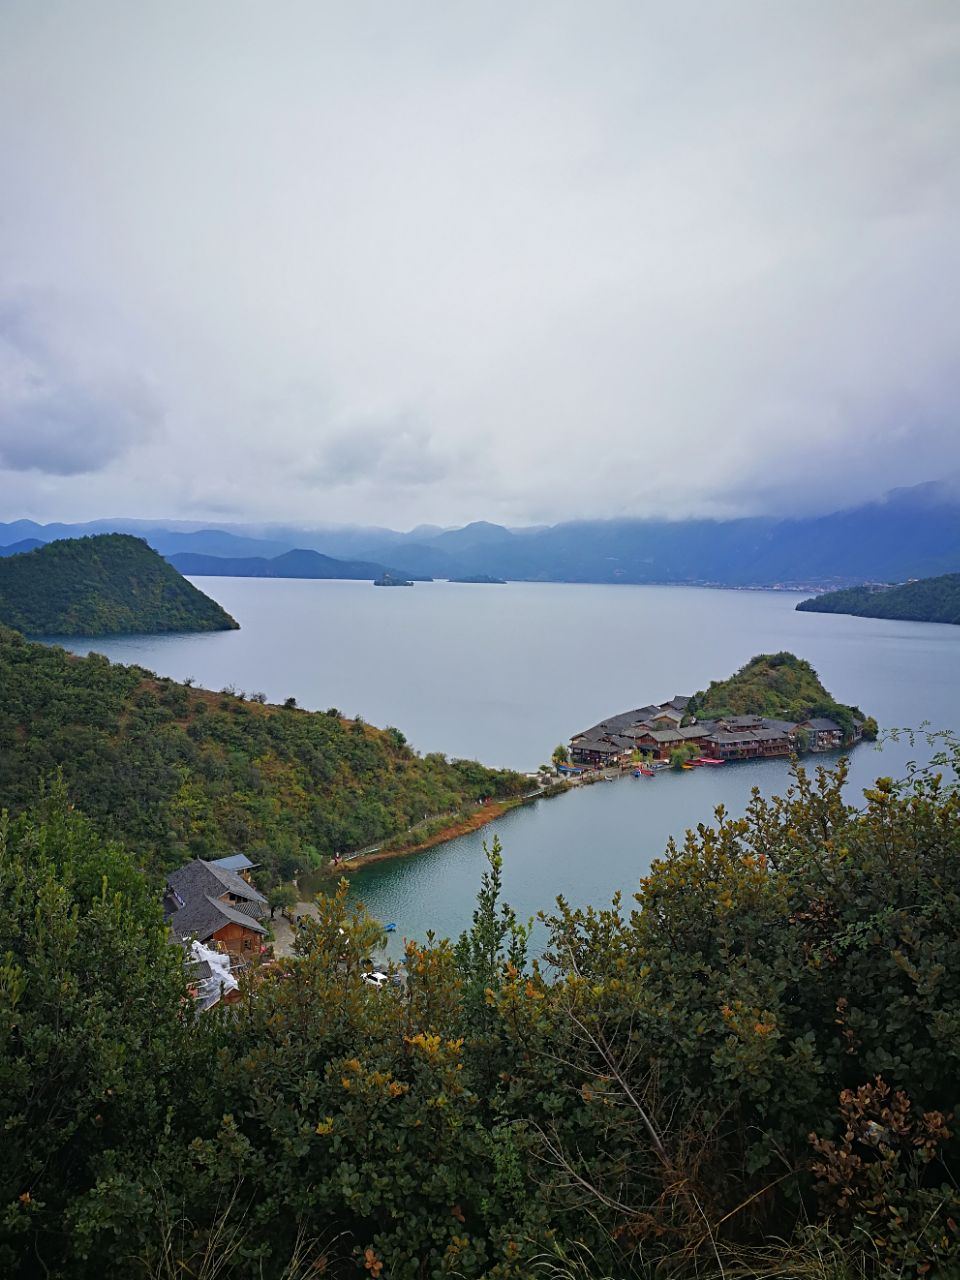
top-left (56, 577), bottom-right (960, 956)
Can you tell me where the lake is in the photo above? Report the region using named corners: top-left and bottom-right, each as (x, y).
top-left (56, 578), bottom-right (960, 955)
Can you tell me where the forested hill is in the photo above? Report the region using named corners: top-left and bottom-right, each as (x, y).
top-left (797, 572), bottom-right (960, 625)
top-left (0, 627), bottom-right (526, 883)
top-left (0, 534), bottom-right (238, 635)
top-left (688, 651), bottom-right (870, 736)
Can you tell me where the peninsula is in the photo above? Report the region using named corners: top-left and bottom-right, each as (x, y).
top-left (0, 534), bottom-right (238, 635)
top-left (0, 626), bottom-right (526, 885)
top-left (568, 652), bottom-right (876, 768)
top-left (797, 572), bottom-right (960, 626)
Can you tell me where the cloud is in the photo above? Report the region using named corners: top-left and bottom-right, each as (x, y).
top-left (0, 301), bottom-right (163, 476)
top-left (307, 418), bottom-right (451, 490)
top-left (0, 2), bottom-right (958, 523)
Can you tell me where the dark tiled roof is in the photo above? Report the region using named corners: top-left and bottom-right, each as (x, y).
top-left (573, 737), bottom-right (622, 753)
top-left (762, 718), bottom-right (799, 734)
top-left (637, 728), bottom-right (684, 744)
top-left (574, 706), bottom-right (660, 738)
top-left (167, 859), bottom-right (267, 911)
top-left (168, 894), bottom-right (267, 945)
top-left (230, 897), bottom-right (267, 921)
top-left (802, 718), bottom-right (842, 732)
top-left (710, 726), bottom-right (791, 744)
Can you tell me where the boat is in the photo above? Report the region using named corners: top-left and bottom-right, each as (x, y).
top-left (384, 922), bottom-right (397, 932)
top-left (693, 756), bottom-right (725, 766)
top-left (681, 762), bottom-right (696, 770)
top-left (633, 766), bottom-right (655, 777)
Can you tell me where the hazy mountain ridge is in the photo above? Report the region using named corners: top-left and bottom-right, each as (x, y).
top-left (3, 480), bottom-right (959, 588)
top-left (168, 549), bottom-right (431, 582)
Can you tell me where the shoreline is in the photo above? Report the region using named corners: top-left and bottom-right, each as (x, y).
top-left (314, 782), bottom-right (569, 877)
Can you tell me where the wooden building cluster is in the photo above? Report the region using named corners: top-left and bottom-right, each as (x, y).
top-left (570, 698), bottom-right (859, 768)
top-left (164, 853), bottom-right (267, 1010)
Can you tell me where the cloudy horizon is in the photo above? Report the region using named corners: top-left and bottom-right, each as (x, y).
top-left (1, 2), bottom-right (959, 527)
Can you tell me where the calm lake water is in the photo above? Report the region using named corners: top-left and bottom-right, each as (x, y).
top-left (55, 578), bottom-right (960, 956)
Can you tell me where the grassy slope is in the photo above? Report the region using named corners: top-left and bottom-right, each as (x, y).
top-left (0, 534), bottom-right (238, 634)
top-left (0, 628), bottom-right (526, 883)
top-left (797, 572), bottom-right (960, 625)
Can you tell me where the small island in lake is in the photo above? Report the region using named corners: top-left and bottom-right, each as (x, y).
top-left (797, 572), bottom-right (960, 626)
top-left (373, 571), bottom-right (414, 587)
top-left (0, 533), bottom-right (239, 635)
top-left (567, 652), bottom-right (876, 768)
top-left (449, 573), bottom-right (507, 584)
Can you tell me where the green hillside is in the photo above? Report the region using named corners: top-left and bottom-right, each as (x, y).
top-left (687, 651), bottom-right (872, 739)
top-left (0, 627), bottom-right (526, 883)
top-left (0, 533), bottom-right (238, 634)
top-left (797, 572), bottom-right (960, 625)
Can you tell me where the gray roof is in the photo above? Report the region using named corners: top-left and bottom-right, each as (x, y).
top-left (229, 897), bottom-right (268, 921)
top-left (572, 736), bottom-right (622, 754)
top-left (168, 893), bottom-right (267, 945)
top-left (761, 718), bottom-right (799, 734)
top-left (802, 718), bottom-right (842, 732)
top-left (210, 853), bottom-right (259, 873)
top-left (574, 705), bottom-right (662, 738)
top-left (167, 859), bottom-right (267, 909)
top-left (710, 726), bottom-right (791, 744)
top-left (635, 728), bottom-right (684, 744)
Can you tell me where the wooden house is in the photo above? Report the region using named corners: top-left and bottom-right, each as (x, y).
top-left (798, 718), bottom-right (844, 751)
top-left (164, 859), bottom-right (268, 960)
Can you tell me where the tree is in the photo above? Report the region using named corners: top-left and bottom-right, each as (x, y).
top-left (551, 743), bottom-right (570, 768)
top-left (0, 784), bottom-right (192, 1277)
top-left (669, 742), bottom-right (698, 769)
top-left (267, 883), bottom-right (299, 919)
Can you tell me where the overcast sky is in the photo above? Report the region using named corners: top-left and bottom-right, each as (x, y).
top-left (1, 2), bottom-right (958, 528)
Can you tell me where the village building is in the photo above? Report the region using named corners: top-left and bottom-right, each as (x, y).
top-left (703, 724), bottom-right (793, 761)
top-left (181, 939), bottom-right (242, 1012)
top-left (565, 694), bottom-right (854, 767)
top-left (798, 717), bottom-right (844, 751)
top-left (567, 690), bottom-right (863, 772)
top-left (164, 858), bottom-right (268, 962)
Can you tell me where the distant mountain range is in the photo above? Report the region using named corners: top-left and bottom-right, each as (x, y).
top-left (0, 538), bottom-right (44, 557)
top-left (167, 549), bottom-right (430, 582)
top-left (3, 480), bottom-right (959, 589)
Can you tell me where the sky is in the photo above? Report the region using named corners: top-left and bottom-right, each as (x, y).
top-left (1, 1), bottom-right (959, 529)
